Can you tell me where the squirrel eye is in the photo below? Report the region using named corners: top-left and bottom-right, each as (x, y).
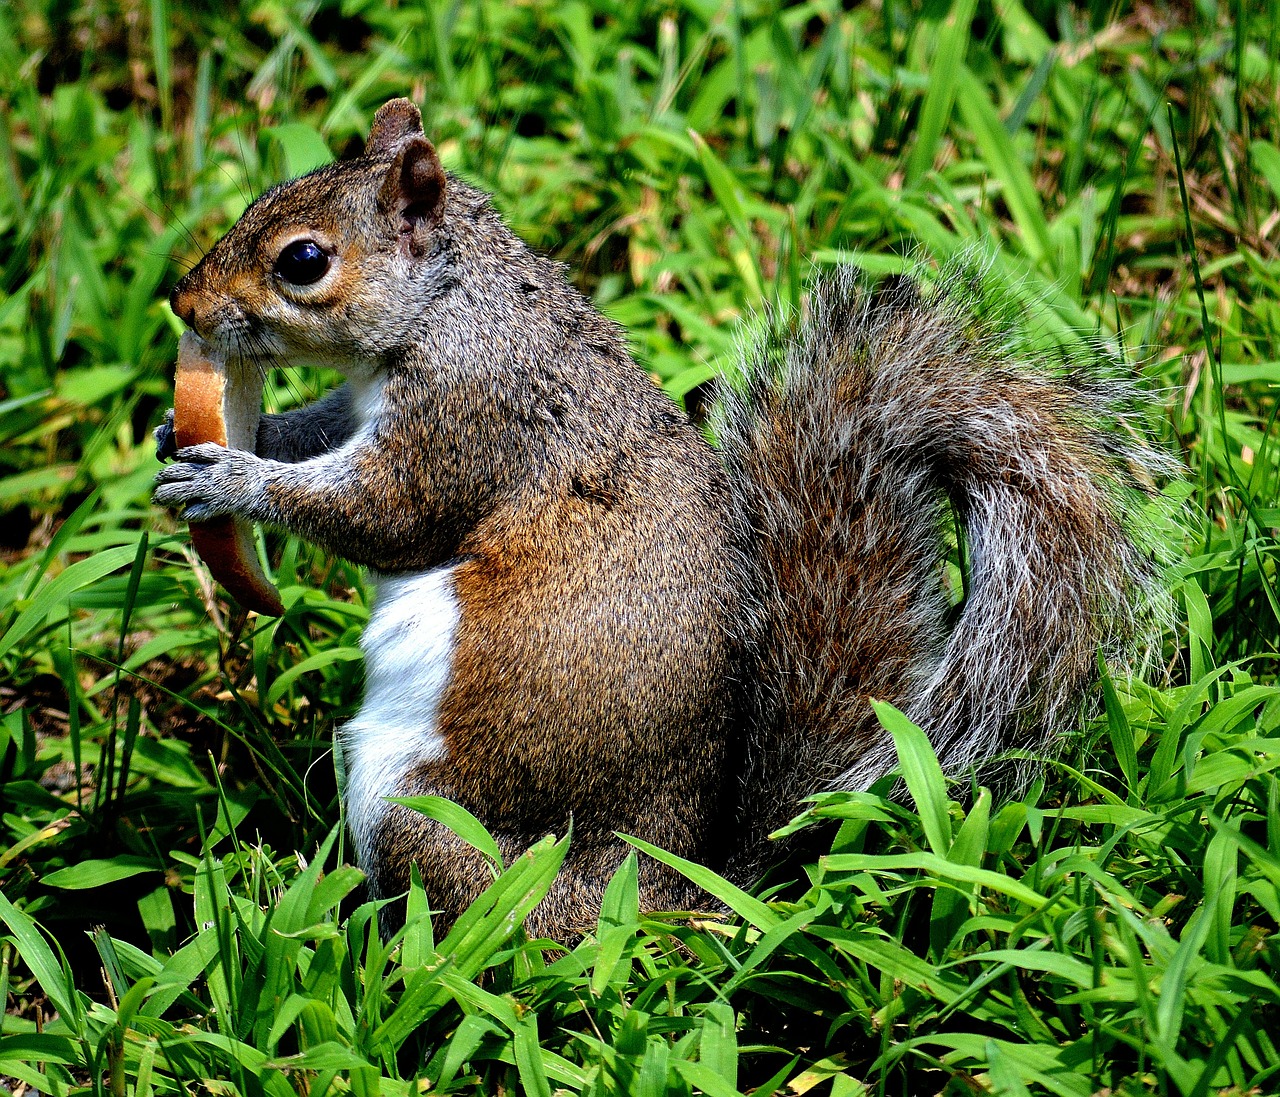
top-left (274, 240), bottom-right (330, 286)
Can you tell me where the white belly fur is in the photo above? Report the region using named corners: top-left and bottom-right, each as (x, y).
top-left (339, 563), bottom-right (461, 871)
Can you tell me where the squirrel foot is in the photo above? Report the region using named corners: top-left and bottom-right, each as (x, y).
top-left (153, 443), bottom-right (267, 523)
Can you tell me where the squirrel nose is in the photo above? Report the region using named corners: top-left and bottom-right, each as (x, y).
top-left (172, 273), bottom-right (204, 325)
top-left (170, 285), bottom-right (196, 327)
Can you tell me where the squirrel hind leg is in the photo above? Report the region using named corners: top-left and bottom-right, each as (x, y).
top-left (522, 845), bottom-right (709, 940)
top-left (369, 805), bottom-right (706, 941)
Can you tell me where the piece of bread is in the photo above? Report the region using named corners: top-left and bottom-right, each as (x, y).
top-left (173, 331), bottom-right (285, 617)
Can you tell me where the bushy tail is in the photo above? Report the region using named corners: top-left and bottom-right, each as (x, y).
top-left (715, 267), bottom-right (1173, 852)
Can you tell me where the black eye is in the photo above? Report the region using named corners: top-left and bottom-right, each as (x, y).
top-left (274, 240), bottom-right (330, 286)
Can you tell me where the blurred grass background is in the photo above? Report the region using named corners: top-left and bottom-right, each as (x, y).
top-left (1, 0), bottom-right (1279, 1093)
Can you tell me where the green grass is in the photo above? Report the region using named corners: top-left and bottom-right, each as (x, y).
top-left (1, 0), bottom-right (1279, 1093)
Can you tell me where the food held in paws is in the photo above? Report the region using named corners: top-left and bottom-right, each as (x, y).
top-left (172, 331), bottom-right (285, 616)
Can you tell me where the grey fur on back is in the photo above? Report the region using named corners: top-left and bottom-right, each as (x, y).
top-left (715, 266), bottom-right (1172, 858)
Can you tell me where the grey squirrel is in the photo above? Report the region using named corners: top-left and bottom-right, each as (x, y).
top-left (154, 98), bottom-right (1168, 939)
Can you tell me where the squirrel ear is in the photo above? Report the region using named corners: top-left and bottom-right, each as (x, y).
top-left (379, 136), bottom-right (447, 247)
top-left (365, 98), bottom-right (424, 157)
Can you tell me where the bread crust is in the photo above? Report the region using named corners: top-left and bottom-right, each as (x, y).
top-left (173, 331), bottom-right (285, 617)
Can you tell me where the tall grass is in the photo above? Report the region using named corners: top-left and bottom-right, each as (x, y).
top-left (1, 0), bottom-right (1278, 1093)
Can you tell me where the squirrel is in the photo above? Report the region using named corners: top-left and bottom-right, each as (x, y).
top-left (154, 98), bottom-right (1169, 939)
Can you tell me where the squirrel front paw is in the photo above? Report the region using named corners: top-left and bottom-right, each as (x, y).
top-left (153, 443), bottom-right (266, 523)
top-left (154, 409), bottom-right (177, 461)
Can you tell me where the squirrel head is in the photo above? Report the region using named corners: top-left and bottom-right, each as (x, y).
top-left (169, 98), bottom-right (454, 375)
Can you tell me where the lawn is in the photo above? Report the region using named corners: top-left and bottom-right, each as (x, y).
top-left (1, 0), bottom-right (1278, 1093)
